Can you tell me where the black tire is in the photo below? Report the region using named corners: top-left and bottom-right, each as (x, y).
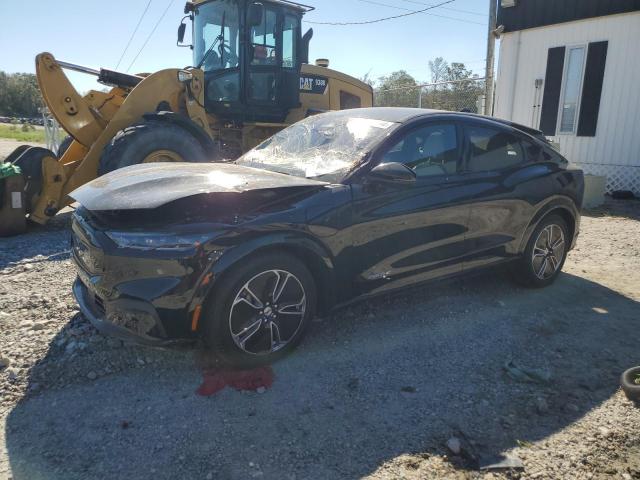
top-left (511, 214), bottom-right (569, 288)
top-left (11, 146), bottom-right (55, 213)
top-left (621, 366), bottom-right (640, 401)
top-left (98, 120), bottom-right (207, 175)
top-left (202, 252), bottom-right (317, 368)
top-left (57, 135), bottom-right (73, 158)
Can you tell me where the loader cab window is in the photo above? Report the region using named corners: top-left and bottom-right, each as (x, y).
top-left (194, 0), bottom-right (241, 102)
top-left (282, 15), bottom-right (298, 69)
top-left (250, 8), bottom-right (277, 66)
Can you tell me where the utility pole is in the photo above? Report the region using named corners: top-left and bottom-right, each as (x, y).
top-left (484, 0), bottom-right (497, 116)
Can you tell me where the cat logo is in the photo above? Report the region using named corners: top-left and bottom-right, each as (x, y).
top-left (299, 75), bottom-right (328, 95)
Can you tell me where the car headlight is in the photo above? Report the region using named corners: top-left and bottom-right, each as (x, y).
top-left (105, 231), bottom-right (213, 250)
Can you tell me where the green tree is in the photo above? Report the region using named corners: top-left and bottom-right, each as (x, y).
top-left (374, 70), bottom-right (418, 107)
top-left (428, 57), bottom-right (448, 84)
top-left (0, 71), bottom-right (43, 118)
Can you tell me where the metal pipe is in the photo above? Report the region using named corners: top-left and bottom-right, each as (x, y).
top-left (56, 60), bottom-right (101, 77)
top-left (484, 0), bottom-right (497, 116)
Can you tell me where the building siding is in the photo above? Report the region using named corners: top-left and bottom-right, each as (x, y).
top-left (498, 0), bottom-right (640, 33)
top-left (494, 12), bottom-right (640, 194)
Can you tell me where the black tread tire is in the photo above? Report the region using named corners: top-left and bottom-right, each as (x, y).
top-left (621, 366), bottom-right (640, 401)
top-left (511, 214), bottom-right (569, 288)
top-left (57, 135), bottom-right (73, 158)
top-left (202, 252), bottom-right (317, 368)
top-left (98, 120), bottom-right (207, 175)
top-left (11, 147), bottom-right (55, 213)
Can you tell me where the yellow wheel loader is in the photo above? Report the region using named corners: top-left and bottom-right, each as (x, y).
top-left (1, 0), bottom-right (372, 232)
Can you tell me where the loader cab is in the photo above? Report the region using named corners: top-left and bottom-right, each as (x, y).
top-left (189, 0), bottom-right (312, 123)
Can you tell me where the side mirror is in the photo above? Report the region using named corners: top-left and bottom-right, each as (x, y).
top-left (177, 15), bottom-right (191, 47)
top-left (177, 23), bottom-right (187, 43)
top-left (248, 3), bottom-right (264, 27)
top-left (368, 162), bottom-right (416, 185)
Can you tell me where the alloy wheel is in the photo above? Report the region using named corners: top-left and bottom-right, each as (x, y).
top-left (532, 224), bottom-right (565, 280)
top-left (229, 269), bottom-right (306, 355)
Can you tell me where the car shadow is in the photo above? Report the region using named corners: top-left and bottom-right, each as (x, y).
top-left (4, 270), bottom-right (640, 479)
top-left (0, 211), bottom-right (72, 270)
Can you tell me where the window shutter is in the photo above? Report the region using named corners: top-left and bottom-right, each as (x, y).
top-left (577, 41), bottom-right (608, 137)
top-left (539, 46), bottom-right (565, 135)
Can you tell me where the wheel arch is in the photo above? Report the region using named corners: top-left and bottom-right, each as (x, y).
top-left (518, 197), bottom-right (578, 254)
top-left (191, 234), bottom-right (338, 333)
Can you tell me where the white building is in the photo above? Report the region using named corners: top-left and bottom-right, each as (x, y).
top-left (494, 0), bottom-right (640, 196)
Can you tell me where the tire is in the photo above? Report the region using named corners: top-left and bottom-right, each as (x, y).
top-left (11, 146), bottom-right (56, 213)
top-left (511, 214), bottom-right (569, 288)
top-left (202, 252), bottom-right (317, 368)
top-left (621, 366), bottom-right (640, 401)
top-left (98, 120), bottom-right (207, 175)
top-left (57, 135), bottom-right (73, 158)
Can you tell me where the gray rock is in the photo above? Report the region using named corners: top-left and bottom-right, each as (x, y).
top-left (0, 356), bottom-right (10, 369)
top-left (446, 436), bottom-right (462, 455)
top-left (87, 371), bottom-right (97, 380)
top-left (536, 396), bottom-right (549, 414)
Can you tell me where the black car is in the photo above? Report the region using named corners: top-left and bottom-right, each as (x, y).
top-left (70, 108), bottom-right (584, 366)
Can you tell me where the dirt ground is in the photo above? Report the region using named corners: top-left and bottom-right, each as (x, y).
top-left (0, 177), bottom-right (639, 478)
top-left (0, 139), bottom-right (45, 160)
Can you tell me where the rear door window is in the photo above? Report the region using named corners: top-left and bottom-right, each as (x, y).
top-left (465, 126), bottom-right (524, 172)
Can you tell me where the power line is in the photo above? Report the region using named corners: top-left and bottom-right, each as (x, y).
top-left (126, 0), bottom-right (176, 73)
top-left (304, 0), bottom-right (456, 25)
top-left (399, 0), bottom-right (485, 17)
top-left (115, 0), bottom-right (153, 70)
top-left (354, 0), bottom-right (485, 25)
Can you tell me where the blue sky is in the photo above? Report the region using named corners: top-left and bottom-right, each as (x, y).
top-left (0, 0), bottom-right (490, 93)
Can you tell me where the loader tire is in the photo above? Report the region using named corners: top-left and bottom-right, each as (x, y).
top-left (57, 136), bottom-right (73, 158)
top-left (12, 147), bottom-right (55, 213)
top-left (98, 120), bottom-right (207, 175)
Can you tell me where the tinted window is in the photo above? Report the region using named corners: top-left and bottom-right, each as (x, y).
top-left (340, 91), bottom-right (361, 110)
top-left (466, 126), bottom-right (524, 172)
top-left (522, 138), bottom-right (542, 162)
top-left (382, 123), bottom-right (458, 177)
top-left (251, 8), bottom-right (277, 65)
top-left (282, 15), bottom-right (298, 69)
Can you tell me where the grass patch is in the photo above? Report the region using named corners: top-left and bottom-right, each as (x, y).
top-left (0, 124), bottom-right (50, 143)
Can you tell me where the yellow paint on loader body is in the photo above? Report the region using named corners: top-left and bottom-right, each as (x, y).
top-left (15, 52), bottom-right (372, 225)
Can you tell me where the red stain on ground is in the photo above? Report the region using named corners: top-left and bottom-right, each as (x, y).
top-left (194, 349), bottom-right (274, 396)
top-left (196, 366), bottom-right (274, 396)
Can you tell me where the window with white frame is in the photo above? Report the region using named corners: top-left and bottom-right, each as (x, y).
top-left (540, 41), bottom-right (608, 138)
top-left (558, 46), bottom-right (586, 134)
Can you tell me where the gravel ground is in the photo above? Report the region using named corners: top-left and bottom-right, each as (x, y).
top-left (1, 197), bottom-right (639, 480)
top-left (0, 139), bottom-right (45, 160)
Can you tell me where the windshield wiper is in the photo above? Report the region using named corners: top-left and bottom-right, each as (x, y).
top-left (196, 10), bottom-right (226, 69)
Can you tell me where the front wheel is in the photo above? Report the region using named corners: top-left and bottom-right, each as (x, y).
top-left (512, 215), bottom-right (569, 288)
top-left (203, 253), bottom-right (317, 368)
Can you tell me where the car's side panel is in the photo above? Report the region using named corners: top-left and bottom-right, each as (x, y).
top-left (348, 175), bottom-right (472, 296)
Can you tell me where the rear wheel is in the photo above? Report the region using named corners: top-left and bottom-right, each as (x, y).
top-left (512, 214), bottom-right (569, 288)
top-left (203, 253), bottom-right (316, 368)
top-left (11, 146), bottom-right (56, 213)
top-left (98, 120), bottom-right (207, 175)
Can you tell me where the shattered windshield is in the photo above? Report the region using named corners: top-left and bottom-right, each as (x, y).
top-left (236, 113), bottom-right (397, 182)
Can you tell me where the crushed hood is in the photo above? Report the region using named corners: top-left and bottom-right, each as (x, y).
top-left (70, 162), bottom-right (328, 211)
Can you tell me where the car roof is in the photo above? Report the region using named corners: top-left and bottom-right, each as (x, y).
top-left (320, 107), bottom-right (548, 142)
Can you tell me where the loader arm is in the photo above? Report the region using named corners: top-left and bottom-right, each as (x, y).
top-left (28, 53), bottom-right (210, 224)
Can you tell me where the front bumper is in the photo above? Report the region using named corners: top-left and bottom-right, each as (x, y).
top-left (72, 277), bottom-right (190, 347)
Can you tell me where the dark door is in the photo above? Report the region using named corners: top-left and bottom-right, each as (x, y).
top-left (245, 7), bottom-right (301, 121)
top-left (460, 121), bottom-right (546, 270)
top-left (350, 121), bottom-right (471, 297)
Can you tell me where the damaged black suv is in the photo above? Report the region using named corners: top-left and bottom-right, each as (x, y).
top-left (70, 108), bottom-right (583, 366)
